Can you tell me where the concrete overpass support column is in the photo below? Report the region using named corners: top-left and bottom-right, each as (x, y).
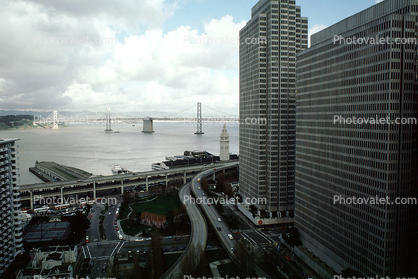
top-left (183, 172), bottom-right (186, 184)
top-left (146, 176), bottom-right (149, 192)
top-left (93, 181), bottom-right (96, 200)
top-left (121, 180), bottom-right (124, 195)
top-left (60, 187), bottom-right (64, 202)
top-left (213, 172), bottom-right (216, 181)
top-left (165, 173), bottom-right (168, 187)
top-left (30, 191), bottom-right (33, 210)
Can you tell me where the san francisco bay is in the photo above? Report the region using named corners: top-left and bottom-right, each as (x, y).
top-left (0, 121), bottom-right (239, 185)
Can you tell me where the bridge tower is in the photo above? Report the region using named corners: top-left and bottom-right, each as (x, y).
top-left (52, 110), bottom-right (59, 129)
top-left (194, 102), bottom-right (204, 135)
top-left (105, 107), bottom-right (112, 132)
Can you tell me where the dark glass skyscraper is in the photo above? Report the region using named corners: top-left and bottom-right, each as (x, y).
top-left (239, 0), bottom-right (307, 224)
top-left (295, 0), bottom-right (418, 276)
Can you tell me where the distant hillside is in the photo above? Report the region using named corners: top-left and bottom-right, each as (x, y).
top-left (0, 115), bottom-right (37, 130)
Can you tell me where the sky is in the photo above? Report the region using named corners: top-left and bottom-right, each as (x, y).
top-left (0, 0), bottom-right (384, 118)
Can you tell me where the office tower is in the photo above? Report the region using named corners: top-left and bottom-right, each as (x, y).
top-left (295, 0), bottom-right (418, 277)
top-left (220, 124), bottom-right (230, 161)
top-left (0, 139), bottom-right (23, 275)
top-left (239, 0), bottom-right (308, 224)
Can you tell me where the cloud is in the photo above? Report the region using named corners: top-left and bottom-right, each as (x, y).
top-left (308, 24), bottom-right (328, 47)
top-left (0, 0), bottom-right (244, 117)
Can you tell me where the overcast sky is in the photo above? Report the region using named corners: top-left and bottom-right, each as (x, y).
top-left (0, 0), bottom-right (383, 117)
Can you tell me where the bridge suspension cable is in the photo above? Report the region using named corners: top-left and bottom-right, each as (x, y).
top-left (202, 104), bottom-right (238, 117)
top-left (160, 104), bottom-right (196, 118)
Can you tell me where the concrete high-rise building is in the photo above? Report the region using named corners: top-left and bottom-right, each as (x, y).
top-left (239, 0), bottom-right (308, 224)
top-left (0, 139), bottom-right (23, 276)
top-left (220, 124), bottom-right (230, 161)
top-left (295, 0), bottom-right (418, 277)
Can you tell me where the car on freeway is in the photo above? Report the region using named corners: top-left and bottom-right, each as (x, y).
top-left (217, 226), bottom-right (222, 231)
top-left (197, 178), bottom-right (201, 182)
top-left (217, 218), bottom-right (222, 222)
top-left (108, 212), bottom-right (111, 215)
top-left (228, 234), bottom-right (233, 240)
top-left (230, 247), bottom-right (236, 253)
top-left (207, 203), bottom-right (211, 206)
top-left (284, 255), bottom-right (291, 261)
top-left (202, 193), bottom-right (205, 196)
top-left (97, 242), bottom-right (101, 246)
top-left (198, 187), bottom-right (201, 190)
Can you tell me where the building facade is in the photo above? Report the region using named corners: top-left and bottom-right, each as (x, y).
top-left (0, 139), bottom-right (23, 275)
top-left (295, 0), bottom-right (418, 276)
top-left (239, 0), bottom-right (308, 223)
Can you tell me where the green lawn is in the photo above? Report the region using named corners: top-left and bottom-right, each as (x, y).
top-left (130, 192), bottom-right (180, 216)
top-left (120, 219), bottom-right (150, 236)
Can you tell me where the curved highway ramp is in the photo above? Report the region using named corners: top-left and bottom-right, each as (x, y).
top-left (160, 179), bottom-right (208, 279)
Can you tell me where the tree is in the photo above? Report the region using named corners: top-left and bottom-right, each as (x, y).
top-left (135, 211), bottom-right (142, 225)
top-left (29, 215), bottom-right (50, 226)
top-left (165, 210), bottom-right (175, 233)
top-left (215, 172), bottom-right (226, 193)
top-left (150, 227), bottom-right (165, 278)
top-left (69, 211), bottom-right (90, 242)
top-left (249, 205), bottom-right (258, 217)
top-left (224, 182), bottom-right (234, 198)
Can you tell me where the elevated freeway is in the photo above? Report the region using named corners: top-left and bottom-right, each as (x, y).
top-left (18, 161), bottom-right (237, 209)
top-left (191, 163), bottom-right (273, 279)
top-left (160, 162), bottom-right (238, 279)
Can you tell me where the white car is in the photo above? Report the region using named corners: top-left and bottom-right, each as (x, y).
top-left (228, 234), bottom-right (234, 240)
top-left (217, 218), bottom-right (222, 222)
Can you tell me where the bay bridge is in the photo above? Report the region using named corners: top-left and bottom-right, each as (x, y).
top-left (18, 162), bottom-right (239, 210)
top-left (32, 102), bottom-right (239, 134)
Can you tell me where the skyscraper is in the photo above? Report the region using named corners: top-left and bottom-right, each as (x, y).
top-left (295, 0), bottom-right (418, 276)
top-left (239, 0), bottom-right (308, 224)
top-left (0, 139), bottom-right (23, 275)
